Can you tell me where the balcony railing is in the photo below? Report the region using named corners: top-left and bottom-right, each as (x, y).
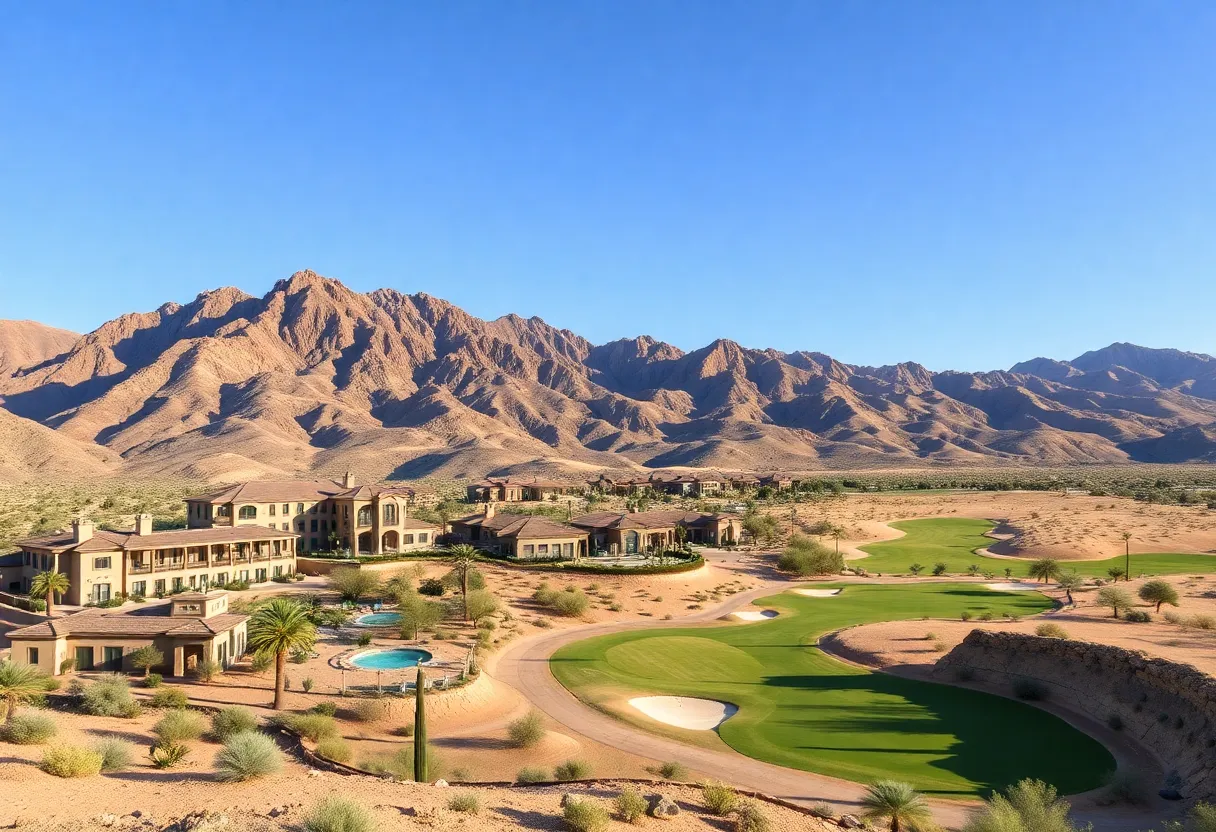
top-left (129, 564), bottom-right (151, 575)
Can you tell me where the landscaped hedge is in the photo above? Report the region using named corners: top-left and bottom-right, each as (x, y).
top-left (560, 554), bottom-right (705, 575)
top-left (300, 549), bottom-right (704, 575)
top-left (300, 550), bottom-right (452, 564)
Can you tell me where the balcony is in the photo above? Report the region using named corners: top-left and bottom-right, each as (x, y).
top-left (156, 559), bottom-right (184, 570)
top-left (129, 563), bottom-right (151, 575)
top-left (187, 560), bottom-right (208, 569)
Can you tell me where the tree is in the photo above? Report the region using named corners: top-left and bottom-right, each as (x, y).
top-left (909, 563), bottom-right (924, 576)
top-left (829, 525), bottom-right (845, 555)
top-left (397, 589), bottom-right (443, 639)
top-left (129, 645), bottom-right (164, 678)
top-left (413, 666), bottom-right (428, 782)
top-left (777, 535), bottom-right (843, 577)
top-left (0, 661), bottom-right (47, 723)
top-left (29, 571), bottom-right (70, 618)
top-left (465, 590), bottom-right (499, 626)
top-left (1095, 586), bottom-right (1135, 619)
top-left (246, 599), bottom-right (316, 709)
top-left (1138, 579), bottom-right (1179, 612)
top-left (1055, 571), bottom-right (1083, 605)
top-left (860, 780), bottom-right (934, 832)
top-left (327, 568), bottom-right (381, 603)
top-left (1121, 531), bottom-right (1133, 581)
top-left (742, 513), bottom-right (780, 547)
top-left (963, 778), bottom-right (1086, 832)
top-left (1106, 566), bottom-right (1126, 582)
top-left (1028, 558), bottom-right (1061, 584)
top-left (446, 544), bottom-right (479, 621)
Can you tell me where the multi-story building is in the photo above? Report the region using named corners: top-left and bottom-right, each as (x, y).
top-left (14, 515), bottom-right (298, 605)
top-left (448, 504), bottom-right (588, 560)
top-left (186, 474), bottom-right (438, 555)
top-left (465, 478), bottom-right (586, 504)
top-left (571, 510), bottom-right (743, 554)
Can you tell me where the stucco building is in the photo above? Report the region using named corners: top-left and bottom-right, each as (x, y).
top-left (449, 504), bottom-right (588, 560)
top-left (465, 478), bottom-right (585, 504)
top-left (571, 510), bottom-right (743, 554)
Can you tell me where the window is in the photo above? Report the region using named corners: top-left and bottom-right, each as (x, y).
top-left (268, 504), bottom-right (276, 516)
top-left (217, 505), bottom-right (231, 518)
top-left (564, 543), bottom-right (574, 557)
top-left (321, 519), bottom-right (328, 532)
top-left (522, 544), bottom-right (534, 555)
top-left (357, 506), bottom-right (373, 526)
top-left (283, 503), bottom-right (290, 515)
top-left (255, 569), bottom-right (267, 583)
top-left (274, 565), bottom-right (283, 577)
top-left (75, 646), bottom-right (94, 671)
top-left (296, 503), bottom-right (304, 514)
top-left (94, 557), bottom-right (111, 570)
top-left (92, 583), bottom-right (111, 602)
top-left (238, 506), bottom-right (257, 520)
top-left (28, 647), bottom-right (39, 666)
top-left (383, 503), bottom-right (398, 524)
top-left (310, 519), bottom-right (318, 532)
top-left (310, 538), bottom-right (318, 550)
top-left (282, 523), bottom-right (289, 531)
top-left (419, 533), bottom-right (428, 543)
top-left (132, 581), bottom-right (146, 597)
top-left (154, 579), bottom-right (166, 596)
top-left (537, 544), bottom-right (549, 554)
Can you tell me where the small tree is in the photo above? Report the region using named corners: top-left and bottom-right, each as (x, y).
top-left (1028, 558), bottom-right (1061, 584)
top-left (413, 666), bottom-right (428, 782)
top-left (1106, 567), bottom-right (1126, 583)
top-left (129, 645), bottom-right (164, 678)
top-left (447, 544), bottom-right (479, 621)
top-left (1055, 571), bottom-right (1083, 605)
top-left (909, 563), bottom-right (924, 576)
top-left (247, 599), bottom-right (317, 710)
top-left (327, 568), bottom-right (381, 603)
top-left (0, 661), bottom-right (47, 724)
top-left (1138, 579), bottom-right (1179, 612)
top-left (29, 571), bottom-right (71, 618)
top-left (1096, 586), bottom-right (1135, 619)
top-left (465, 590), bottom-right (499, 626)
top-left (860, 780), bottom-right (934, 832)
top-left (397, 590), bottom-right (443, 639)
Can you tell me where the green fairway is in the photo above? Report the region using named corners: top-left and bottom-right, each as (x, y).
top-left (857, 517), bottom-right (1216, 577)
top-left (552, 583), bottom-right (1114, 798)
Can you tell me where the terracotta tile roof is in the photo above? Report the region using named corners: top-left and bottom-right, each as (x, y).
top-left (7, 606), bottom-right (247, 641)
top-left (15, 525), bottom-right (297, 555)
top-left (16, 529), bottom-right (131, 554)
top-left (398, 517), bottom-right (440, 530)
top-left (186, 479), bottom-right (347, 504)
top-left (333, 484), bottom-right (417, 501)
top-left (453, 512), bottom-right (584, 540)
top-left (571, 510), bottom-right (738, 531)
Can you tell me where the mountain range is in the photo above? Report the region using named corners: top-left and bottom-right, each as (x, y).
top-left (1, 270), bottom-right (1214, 484)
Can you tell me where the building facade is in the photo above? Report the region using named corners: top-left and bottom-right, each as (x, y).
top-left (449, 504), bottom-right (588, 560)
top-left (465, 478), bottom-right (586, 504)
top-left (571, 510), bottom-right (743, 554)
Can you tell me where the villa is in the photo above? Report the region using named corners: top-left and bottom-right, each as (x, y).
top-left (7, 589), bottom-right (246, 677)
top-left (465, 477), bottom-right (586, 504)
top-left (448, 504), bottom-right (589, 559)
top-left (186, 474), bottom-right (439, 555)
top-left (571, 510), bottom-right (743, 554)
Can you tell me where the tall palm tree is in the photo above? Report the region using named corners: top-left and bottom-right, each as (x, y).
top-left (1121, 531), bottom-right (1133, 581)
top-left (830, 525), bottom-right (845, 555)
top-left (0, 661), bottom-right (47, 724)
top-left (246, 598), bottom-right (316, 710)
top-left (860, 780), bottom-right (934, 832)
top-left (29, 570), bottom-right (70, 618)
top-left (446, 544), bottom-right (478, 621)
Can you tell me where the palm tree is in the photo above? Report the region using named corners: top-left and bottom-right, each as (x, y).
top-left (29, 570), bottom-right (70, 618)
top-left (830, 525), bottom-right (845, 555)
top-left (446, 544), bottom-right (478, 621)
top-left (1121, 531), bottom-right (1133, 581)
top-left (860, 780), bottom-right (934, 832)
top-left (246, 598), bottom-right (316, 709)
top-left (0, 661), bottom-right (47, 724)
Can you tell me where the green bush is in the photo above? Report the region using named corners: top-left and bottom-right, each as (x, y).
top-left (352, 697), bottom-right (393, 723)
top-left (358, 747), bottom-right (415, 779)
top-left (150, 686), bottom-right (189, 709)
top-left (212, 706), bottom-right (258, 741)
top-left (516, 766), bottom-right (548, 783)
top-left (93, 737), bottom-right (134, 772)
top-left (553, 758), bottom-right (591, 780)
top-left (1035, 623), bottom-right (1069, 639)
top-left (732, 801), bottom-right (772, 832)
top-left (194, 658), bottom-right (222, 682)
top-left (144, 673), bottom-right (163, 688)
top-left (40, 745), bottom-right (103, 778)
top-left (314, 736), bottom-right (352, 763)
top-left (152, 709), bottom-right (207, 743)
top-left (304, 797), bottom-right (375, 832)
top-left (658, 760), bottom-right (688, 780)
top-left (1124, 609), bottom-right (1152, 623)
top-left (614, 786), bottom-right (647, 823)
top-left (551, 588), bottom-right (591, 617)
top-left (507, 710), bottom-right (545, 748)
top-left (776, 535), bottom-right (844, 576)
top-left (311, 701), bottom-right (338, 717)
top-left (1, 712), bottom-right (57, 744)
top-left (149, 742), bottom-right (189, 769)
top-left (702, 781), bottom-right (739, 815)
top-left (215, 731), bottom-right (284, 782)
top-left (419, 578), bottom-right (445, 596)
top-left (563, 798), bottom-right (610, 832)
top-left (447, 793), bottom-right (481, 814)
top-left (286, 713), bottom-right (339, 742)
top-left (78, 675), bottom-right (141, 718)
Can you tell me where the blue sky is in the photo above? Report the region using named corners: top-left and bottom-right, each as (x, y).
top-left (1, 2), bottom-right (1213, 371)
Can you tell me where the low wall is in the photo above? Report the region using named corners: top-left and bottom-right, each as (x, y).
top-left (933, 630), bottom-right (1216, 798)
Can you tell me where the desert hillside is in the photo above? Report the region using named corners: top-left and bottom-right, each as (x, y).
top-left (2, 271), bottom-right (1216, 483)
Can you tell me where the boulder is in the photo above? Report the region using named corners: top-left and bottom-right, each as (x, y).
top-left (838, 814), bottom-right (863, 829)
top-left (648, 795), bottom-right (680, 818)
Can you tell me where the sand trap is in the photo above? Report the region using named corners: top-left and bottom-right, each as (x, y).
top-left (732, 609), bottom-right (779, 621)
top-left (628, 696), bottom-right (738, 730)
top-left (791, 588), bottom-right (842, 597)
top-left (985, 581), bottom-right (1043, 591)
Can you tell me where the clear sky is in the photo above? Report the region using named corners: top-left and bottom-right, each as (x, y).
top-left (1, 2), bottom-right (1213, 371)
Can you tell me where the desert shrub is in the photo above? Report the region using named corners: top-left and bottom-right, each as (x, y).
top-left (960, 610), bottom-right (973, 621)
top-left (356, 632), bottom-right (373, 647)
top-left (932, 562), bottom-right (948, 576)
top-left (1013, 678), bottom-right (1049, 701)
top-left (702, 781), bottom-right (740, 815)
top-left (194, 658), bottom-right (221, 682)
top-left (614, 786), bottom-right (647, 823)
top-left (550, 588), bottom-right (591, 617)
top-left (1124, 609), bottom-right (1152, 623)
top-left (658, 760), bottom-right (688, 780)
top-left (212, 706), bottom-right (258, 741)
top-left (315, 736), bottom-right (352, 763)
top-left (251, 652), bottom-right (274, 674)
top-left (150, 686), bottom-right (189, 709)
top-left (358, 746), bottom-right (417, 779)
top-left (393, 723), bottom-right (414, 738)
top-left (419, 578), bottom-right (445, 596)
top-left (304, 796), bottom-right (375, 832)
top-left (1, 712), bottom-right (57, 744)
top-left (1035, 623), bottom-right (1069, 639)
top-left (809, 803), bottom-right (836, 819)
top-left (516, 766), bottom-right (548, 783)
top-left (732, 801), bottom-right (772, 832)
top-left (302, 678), bottom-right (315, 693)
top-left (78, 674), bottom-right (141, 718)
top-left (447, 793), bottom-right (481, 814)
top-left (152, 709), bottom-right (207, 743)
top-left (353, 697), bottom-right (394, 723)
top-left (215, 731), bottom-right (284, 782)
top-left (287, 713), bottom-right (339, 742)
top-left (1188, 802), bottom-right (1216, 832)
top-left (776, 535), bottom-right (843, 576)
top-left (93, 737), bottom-right (134, 772)
top-left (465, 590), bottom-right (500, 624)
top-left (40, 745), bottom-right (103, 778)
top-left (311, 701), bottom-right (338, 717)
top-left (1190, 614), bottom-right (1216, 630)
top-left (144, 673), bottom-right (163, 688)
top-left (329, 568), bottom-right (381, 603)
top-left (563, 798), bottom-right (610, 832)
top-left (507, 710), bottom-right (545, 748)
top-left (553, 758), bottom-right (591, 780)
top-left (1104, 769), bottom-right (1151, 805)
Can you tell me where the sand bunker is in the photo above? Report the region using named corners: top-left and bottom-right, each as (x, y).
top-left (791, 588), bottom-right (842, 597)
top-left (732, 609), bottom-right (779, 621)
top-left (628, 696), bottom-right (738, 730)
top-left (985, 581), bottom-right (1044, 591)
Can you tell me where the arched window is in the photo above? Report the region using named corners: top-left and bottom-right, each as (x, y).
top-left (382, 503), bottom-right (398, 525)
top-left (238, 506), bottom-right (257, 520)
top-left (357, 506), bottom-right (373, 527)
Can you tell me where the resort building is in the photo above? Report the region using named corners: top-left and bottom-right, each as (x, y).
top-left (7, 590), bottom-right (247, 677)
top-left (761, 474), bottom-right (795, 490)
top-left (465, 477), bottom-right (586, 504)
top-left (448, 504), bottom-right (589, 559)
top-left (186, 474), bottom-right (438, 555)
top-left (648, 474), bottom-right (725, 497)
top-left (571, 510), bottom-right (743, 554)
top-left (13, 516), bottom-right (298, 604)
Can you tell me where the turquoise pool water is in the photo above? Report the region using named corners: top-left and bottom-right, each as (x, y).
top-left (349, 648), bottom-right (433, 670)
top-left (355, 612), bottom-right (403, 627)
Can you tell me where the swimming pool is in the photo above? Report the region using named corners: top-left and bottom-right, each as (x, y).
top-left (349, 648), bottom-right (433, 670)
top-left (355, 612), bottom-right (403, 627)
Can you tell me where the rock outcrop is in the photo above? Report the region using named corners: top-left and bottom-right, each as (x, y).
top-left (934, 630), bottom-right (1216, 798)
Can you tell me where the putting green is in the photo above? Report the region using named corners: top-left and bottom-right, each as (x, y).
top-left (552, 583), bottom-right (1114, 798)
top-left (856, 517), bottom-right (1216, 577)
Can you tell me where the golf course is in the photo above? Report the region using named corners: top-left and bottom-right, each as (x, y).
top-left (856, 517), bottom-right (1216, 577)
top-left (551, 582), bottom-right (1115, 798)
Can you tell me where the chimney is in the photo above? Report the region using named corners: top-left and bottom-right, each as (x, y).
top-left (72, 519), bottom-right (94, 544)
top-left (135, 513), bottom-right (153, 535)
top-left (483, 502), bottom-right (496, 519)
top-left (343, 472), bottom-right (356, 488)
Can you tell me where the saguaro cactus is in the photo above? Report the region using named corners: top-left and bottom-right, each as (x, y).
top-left (413, 666), bottom-right (428, 782)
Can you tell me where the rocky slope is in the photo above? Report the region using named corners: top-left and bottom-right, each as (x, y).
top-left (1, 271), bottom-right (1214, 483)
